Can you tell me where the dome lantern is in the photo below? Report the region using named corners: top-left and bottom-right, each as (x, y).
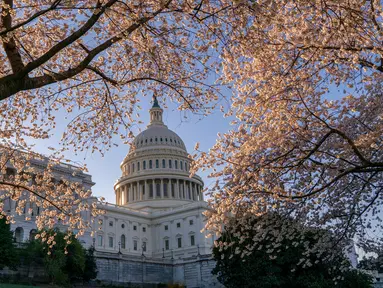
top-left (149, 95), bottom-right (164, 127)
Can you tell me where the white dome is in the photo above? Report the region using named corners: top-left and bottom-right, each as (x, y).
top-left (132, 125), bottom-right (187, 152)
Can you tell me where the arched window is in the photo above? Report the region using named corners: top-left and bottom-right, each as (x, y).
top-left (143, 161), bottom-right (146, 170)
top-left (175, 160), bottom-right (178, 169)
top-left (132, 163), bottom-right (135, 173)
top-left (156, 159), bottom-right (159, 168)
top-left (180, 161), bottom-right (183, 170)
top-left (149, 160), bottom-right (153, 169)
top-left (137, 162), bottom-right (140, 171)
top-left (162, 159), bottom-right (166, 168)
top-left (15, 227), bottom-right (23, 243)
top-left (128, 165), bottom-right (130, 174)
top-left (29, 229), bottom-right (37, 241)
top-left (169, 160), bottom-right (172, 169)
top-left (121, 235), bottom-right (126, 249)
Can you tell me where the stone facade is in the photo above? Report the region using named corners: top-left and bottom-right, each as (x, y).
top-left (95, 252), bottom-right (221, 288)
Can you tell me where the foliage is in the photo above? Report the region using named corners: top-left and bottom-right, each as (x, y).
top-left (212, 214), bottom-right (373, 288)
top-left (340, 270), bottom-right (374, 288)
top-left (190, 0), bottom-right (383, 260)
top-left (22, 229), bottom-right (92, 286)
top-left (358, 252), bottom-right (383, 273)
top-left (83, 246), bottom-right (98, 283)
top-left (0, 217), bottom-right (18, 270)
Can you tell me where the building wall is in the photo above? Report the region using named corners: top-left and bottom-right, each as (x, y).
top-left (95, 251), bottom-right (222, 288)
top-left (92, 202), bottom-right (213, 259)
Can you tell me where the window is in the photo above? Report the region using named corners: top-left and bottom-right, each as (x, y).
top-left (180, 161), bottom-right (183, 170)
top-left (121, 224), bottom-right (125, 229)
top-left (189, 220), bottom-right (194, 225)
top-left (156, 183), bottom-right (161, 197)
top-left (98, 235), bottom-right (103, 246)
top-left (190, 235), bottom-right (195, 246)
top-left (109, 236), bottom-right (114, 248)
top-left (137, 162), bottom-right (140, 171)
top-left (177, 237), bottom-right (182, 248)
top-left (143, 161), bottom-right (146, 170)
top-left (121, 235), bottom-right (126, 249)
top-left (175, 160), bottom-right (178, 169)
top-left (109, 221), bottom-right (113, 227)
top-left (143, 227), bottom-right (146, 232)
top-left (156, 159), bottom-right (159, 168)
top-left (15, 227), bottom-right (23, 243)
top-left (162, 159), bottom-right (166, 168)
top-left (133, 225), bottom-right (137, 231)
top-left (132, 163), bottom-right (135, 172)
top-left (169, 159), bottom-right (172, 168)
top-left (142, 241), bottom-right (147, 252)
top-left (177, 223), bottom-right (181, 228)
top-left (128, 165), bottom-right (131, 174)
top-left (165, 225), bottom-right (168, 231)
top-left (134, 240), bottom-right (138, 251)
top-left (149, 160), bottom-right (153, 169)
top-left (165, 239), bottom-right (169, 250)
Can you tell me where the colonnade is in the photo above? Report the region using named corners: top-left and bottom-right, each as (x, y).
top-left (116, 178), bottom-right (203, 205)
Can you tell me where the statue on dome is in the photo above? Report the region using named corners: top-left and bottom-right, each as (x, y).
top-left (152, 94), bottom-right (160, 108)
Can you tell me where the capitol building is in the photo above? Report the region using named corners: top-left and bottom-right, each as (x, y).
top-left (8, 98), bottom-right (221, 287)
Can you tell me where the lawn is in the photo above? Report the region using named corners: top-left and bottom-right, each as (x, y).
top-left (0, 285), bottom-right (40, 288)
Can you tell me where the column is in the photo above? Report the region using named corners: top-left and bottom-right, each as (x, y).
top-left (129, 184), bottom-right (133, 202)
top-left (125, 185), bottom-right (128, 203)
top-left (134, 181), bottom-right (140, 201)
top-left (188, 181), bottom-right (194, 200)
top-left (169, 180), bottom-right (173, 199)
top-left (176, 179), bottom-right (180, 199)
top-left (183, 181), bottom-right (186, 199)
top-left (190, 184), bottom-right (194, 201)
top-left (160, 178), bottom-right (164, 198)
top-left (145, 180), bottom-right (148, 200)
top-left (137, 182), bottom-right (140, 201)
top-left (153, 180), bottom-right (156, 199)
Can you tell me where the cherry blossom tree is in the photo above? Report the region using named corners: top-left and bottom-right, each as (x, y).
top-left (192, 0), bottom-right (383, 260)
top-left (0, 0), bottom-right (227, 242)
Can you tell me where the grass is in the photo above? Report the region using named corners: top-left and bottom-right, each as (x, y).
top-left (0, 285), bottom-right (40, 288)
